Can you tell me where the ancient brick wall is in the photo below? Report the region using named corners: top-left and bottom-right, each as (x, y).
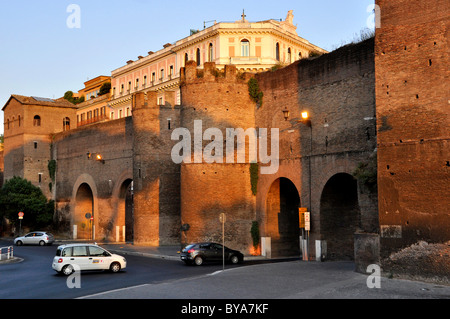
top-left (53, 117), bottom-right (134, 240)
top-left (179, 62), bottom-right (257, 253)
top-left (255, 38), bottom-right (377, 260)
top-left (375, 0), bottom-right (449, 282)
top-left (132, 91), bottom-right (181, 245)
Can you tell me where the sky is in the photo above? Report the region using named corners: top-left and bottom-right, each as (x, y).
top-left (0, 0), bottom-right (375, 135)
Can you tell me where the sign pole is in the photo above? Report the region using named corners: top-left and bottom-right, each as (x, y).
top-left (219, 213), bottom-right (226, 271)
top-left (18, 212), bottom-right (24, 236)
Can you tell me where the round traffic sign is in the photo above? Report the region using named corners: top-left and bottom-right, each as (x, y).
top-left (18, 212), bottom-right (24, 217)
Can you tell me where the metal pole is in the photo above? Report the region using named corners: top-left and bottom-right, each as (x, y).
top-left (222, 217), bottom-right (225, 271)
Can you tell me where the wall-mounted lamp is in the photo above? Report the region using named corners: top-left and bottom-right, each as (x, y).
top-left (299, 111), bottom-right (312, 127)
top-left (282, 108), bottom-right (290, 121)
top-left (87, 152), bottom-right (105, 164)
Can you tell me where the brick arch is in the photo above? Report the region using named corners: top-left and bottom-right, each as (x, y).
top-left (71, 173), bottom-right (99, 239)
top-left (256, 164), bottom-right (302, 257)
top-left (256, 161), bottom-right (302, 232)
top-left (319, 172), bottom-right (360, 261)
top-left (110, 169), bottom-right (133, 242)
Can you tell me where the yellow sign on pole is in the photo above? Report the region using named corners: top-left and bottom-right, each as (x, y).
top-left (298, 207), bottom-right (307, 228)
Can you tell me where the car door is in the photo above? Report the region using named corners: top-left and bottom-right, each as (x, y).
top-left (199, 243), bottom-right (215, 261)
top-left (23, 232), bottom-right (36, 244)
top-left (212, 243), bottom-right (224, 261)
top-left (87, 246), bottom-right (111, 270)
top-left (34, 232), bottom-right (44, 244)
top-left (70, 246), bottom-right (90, 270)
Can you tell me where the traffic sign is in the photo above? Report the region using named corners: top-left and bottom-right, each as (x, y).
top-left (18, 212), bottom-right (24, 219)
top-left (299, 208), bottom-right (307, 228)
top-left (304, 212), bottom-right (310, 231)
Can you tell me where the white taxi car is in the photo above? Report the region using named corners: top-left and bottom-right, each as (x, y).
top-left (52, 243), bottom-right (126, 276)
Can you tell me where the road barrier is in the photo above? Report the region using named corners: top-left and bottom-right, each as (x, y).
top-left (0, 246), bottom-right (13, 261)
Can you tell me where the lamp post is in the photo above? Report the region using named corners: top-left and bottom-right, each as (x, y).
top-left (300, 111), bottom-right (312, 261)
top-left (283, 109), bottom-right (313, 260)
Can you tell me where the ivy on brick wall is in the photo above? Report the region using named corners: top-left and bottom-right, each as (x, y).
top-left (250, 221), bottom-right (260, 250)
top-left (248, 78), bottom-right (263, 107)
top-left (352, 155), bottom-right (377, 192)
top-left (250, 162), bottom-right (259, 195)
top-left (48, 159), bottom-right (56, 182)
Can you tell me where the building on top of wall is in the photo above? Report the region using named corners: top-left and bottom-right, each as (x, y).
top-left (108, 10), bottom-right (327, 119)
top-left (75, 76), bottom-right (112, 127)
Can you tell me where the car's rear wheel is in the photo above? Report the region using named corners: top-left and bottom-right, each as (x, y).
top-left (15, 240), bottom-right (23, 246)
top-left (39, 240), bottom-right (45, 246)
top-left (194, 256), bottom-right (203, 266)
top-left (110, 262), bottom-right (121, 273)
top-left (230, 255), bottom-right (240, 264)
top-left (62, 264), bottom-right (74, 276)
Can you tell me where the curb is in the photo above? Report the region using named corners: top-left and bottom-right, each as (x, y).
top-left (0, 257), bottom-right (24, 265)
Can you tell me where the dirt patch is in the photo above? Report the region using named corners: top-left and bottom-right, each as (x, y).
top-left (381, 241), bottom-right (450, 285)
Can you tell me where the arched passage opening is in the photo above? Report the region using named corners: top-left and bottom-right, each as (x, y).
top-left (118, 179), bottom-right (133, 242)
top-left (265, 178), bottom-right (300, 257)
top-left (320, 173), bottom-right (360, 261)
top-left (74, 183), bottom-right (94, 240)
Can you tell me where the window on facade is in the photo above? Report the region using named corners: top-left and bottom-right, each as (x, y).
top-left (110, 112), bottom-right (114, 120)
top-left (126, 107), bottom-right (130, 117)
top-left (33, 115), bottom-right (41, 127)
top-left (143, 75), bottom-right (147, 86)
top-left (169, 65), bottom-right (174, 77)
top-left (185, 53), bottom-right (189, 66)
top-left (120, 84), bottom-right (124, 93)
top-left (152, 72), bottom-right (156, 83)
top-left (276, 43), bottom-right (280, 61)
top-left (241, 39), bottom-right (250, 57)
top-left (158, 97), bottom-right (163, 105)
top-left (18, 115), bottom-right (21, 127)
top-left (160, 69), bottom-right (164, 80)
top-left (287, 48), bottom-right (292, 63)
top-left (63, 117), bottom-right (70, 131)
top-left (128, 81), bottom-right (131, 91)
top-left (34, 141), bottom-right (38, 149)
top-left (135, 78), bottom-right (139, 89)
top-left (196, 48), bottom-right (201, 66)
top-left (38, 173), bottom-right (42, 184)
top-left (208, 43), bottom-right (213, 62)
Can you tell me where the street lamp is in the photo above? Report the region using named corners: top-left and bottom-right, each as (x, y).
top-left (298, 110), bottom-right (312, 261)
top-left (282, 108), bottom-right (290, 121)
top-left (300, 111), bottom-right (312, 127)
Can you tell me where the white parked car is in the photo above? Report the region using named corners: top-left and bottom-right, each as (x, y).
top-left (52, 243), bottom-right (126, 276)
top-left (14, 231), bottom-right (55, 246)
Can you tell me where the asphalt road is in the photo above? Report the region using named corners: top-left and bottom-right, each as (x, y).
top-left (0, 240), bottom-right (239, 299)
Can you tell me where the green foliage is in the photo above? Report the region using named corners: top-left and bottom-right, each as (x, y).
top-left (250, 221), bottom-right (260, 250)
top-left (48, 160), bottom-right (56, 182)
top-left (98, 82), bottom-right (111, 96)
top-left (63, 91), bottom-right (84, 105)
top-left (248, 78), bottom-right (263, 107)
top-left (353, 155), bottom-right (377, 192)
top-left (0, 176), bottom-right (54, 229)
top-left (250, 162), bottom-right (259, 195)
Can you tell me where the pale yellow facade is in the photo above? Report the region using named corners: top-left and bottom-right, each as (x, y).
top-left (108, 10), bottom-right (326, 114)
